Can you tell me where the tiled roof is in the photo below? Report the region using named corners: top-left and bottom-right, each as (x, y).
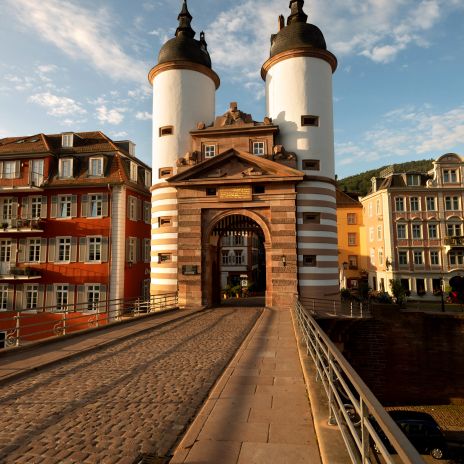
top-left (336, 189), bottom-right (362, 206)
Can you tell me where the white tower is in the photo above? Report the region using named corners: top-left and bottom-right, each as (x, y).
top-left (262, 0), bottom-right (339, 299)
top-left (148, 0), bottom-right (220, 296)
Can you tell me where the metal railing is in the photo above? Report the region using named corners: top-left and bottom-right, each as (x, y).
top-left (300, 296), bottom-right (370, 318)
top-left (0, 293), bottom-right (178, 349)
top-left (294, 297), bottom-right (424, 463)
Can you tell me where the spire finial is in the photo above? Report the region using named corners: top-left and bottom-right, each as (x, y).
top-left (176, 0), bottom-right (195, 39)
top-left (287, 0), bottom-right (308, 25)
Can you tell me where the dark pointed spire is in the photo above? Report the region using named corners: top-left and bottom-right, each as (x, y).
top-left (176, 0), bottom-right (195, 39)
top-left (287, 0), bottom-right (308, 25)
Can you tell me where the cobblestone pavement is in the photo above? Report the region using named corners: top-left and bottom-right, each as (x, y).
top-left (0, 307), bottom-right (262, 464)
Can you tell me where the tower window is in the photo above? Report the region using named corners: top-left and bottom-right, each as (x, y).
top-left (253, 185), bottom-right (265, 194)
top-left (159, 167), bottom-right (173, 179)
top-left (158, 216), bottom-right (172, 228)
top-left (302, 159), bottom-right (320, 171)
top-left (158, 253), bottom-right (172, 263)
top-left (303, 255), bottom-right (317, 267)
top-left (301, 115), bottom-right (319, 127)
top-left (206, 188), bottom-right (217, 196)
top-left (303, 213), bottom-right (320, 224)
top-left (159, 126), bottom-right (173, 137)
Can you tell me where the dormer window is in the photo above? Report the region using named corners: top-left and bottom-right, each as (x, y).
top-left (89, 157), bottom-right (103, 177)
top-left (204, 144), bottom-right (216, 159)
top-left (252, 141), bottom-right (265, 155)
top-left (59, 158), bottom-right (73, 178)
top-left (443, 169), bottom-right (458, 183)
top-left (130, 161), bottom-right (138, 182)
top-left (62, 133), bottom-right (74, 148)
top-left (407, 174), bottom-right (420, 186)
top-left (144, 169), bottom-right (151, 188)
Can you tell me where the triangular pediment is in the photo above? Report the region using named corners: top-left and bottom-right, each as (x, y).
top-left (168, 149), bottom-right (304, 184)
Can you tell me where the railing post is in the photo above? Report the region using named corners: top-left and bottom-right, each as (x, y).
top-left (15, 310), bottom-right (20, 347)
top-left (312, 299), bottom-right (315, 314)
top-left (360, 399), bottom-right (369, 463)
top-left (62, 306), bottom-right (67, 336)
top-left (333, 300), bottom-right (336, 316)
top-left (327, 352), bottom-right (336, 425)
top-left (360, 302), bottom-right (363, 318)
top-left (350, 301), bottom-right (353, 318)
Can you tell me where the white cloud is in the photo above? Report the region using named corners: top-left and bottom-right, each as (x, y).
top-left (29, 92), bottom-right (87, 116)
top-left (6, 0), bottom-right (148, 83)
top-left (135, 111), bottom-right (152, 121)
top-left (37, 64), bottom-right (58, 74)
top-left (336, 103), bottom-right (464, 170)
top-left (110, 131), bottom-right (129, 139)
top-left (96, 106), bottom-right (126, 125)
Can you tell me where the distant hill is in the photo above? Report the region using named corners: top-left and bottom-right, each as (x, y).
top-left (337, 159), bottom-right (434, 196)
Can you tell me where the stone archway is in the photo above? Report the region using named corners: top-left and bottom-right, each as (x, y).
top-left (203, 210), bottom-right (273, 308)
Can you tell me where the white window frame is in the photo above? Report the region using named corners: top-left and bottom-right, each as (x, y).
top-left (3, 161), bottom-right (17, 179)
top-left (87, 236), bottom-right (102, 263)
top-left (397, 224), bottom-right (407, 239)
top-left (89, 194), bottom-right (103, 218)
top-left (62, 133), bottom-right (74, 148)
top-left (428, 224), bottom-right (438, 239)
top-left (89, 157), bottom-right (104, 177)
top-left (410, 197), bottom-right (420, 212)
top-left (252, 141), bottom-right (265, 155)
top-left (395, 197), bottom-right (405, 212)
top-left (144, 170), bottom-right (151, 188)
top-left (377, 225), bottom-right (382, 241)
top-left (85, 284), bottom-right (101, 312)
top-left (30, 196), bottom-right (42, 219)
top-left (143, 202), bottom-right (151, 224)
top-left (348, 233), bottom-right (356, 246)
top-left (204, 144), bottom-right (216, 159)
top-left (234, 249), bottom-right (244, 265)
top-left (0, 285), bottom-right (9, 311)
top-left (412, 223), bottom-right (422, 239)
top-left (59, 158), bottom-right (73, 178)
top-left (128, 196), bottom-right (137, 221)
top-left (222, 251), bottom-right (230, 265)
top-left (28, 238), bottom-right (41, 263)
top-left (426, 197), bottom-right (436, 211)
top-left (1, 198), bottom-right (14, 221)
top-left (446, 223), bottom-right (462, 237)
top-left (445, 196), bottom-right (459, 211)
top-left (413, 250), bottom-right (424, 265)
top-left (407, 174), bottom-right (420, 186)
top-left (347, 213), bottom-right (357, 225)
top-left (55, 284), bottom-right (69, 311)
top-left (25, 284), bottom-right (39, 310)
top-left (369, 227), bottom-right (374, 242)
top-left (58, 195), bottom-right (72, 218)
top-left (31, 159), bottom-right (44, 186)
top-left (443, 169), bottom-right (457, 183)
top-left (57, 237), bottom-right (72, 263)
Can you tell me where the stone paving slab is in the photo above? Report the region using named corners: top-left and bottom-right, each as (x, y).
top-left (170, 307), bottom-right (322, 464)
top-left (0, 307), bottom-right (262, 463)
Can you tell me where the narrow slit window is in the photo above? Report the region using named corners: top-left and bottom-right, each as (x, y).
top-left (253, 185), bottom-right (265, 194)
top-left (159, 167), bottom-right (173, 179)
top-left (158, 216), bottom-right (172, 228)
top-left (159, 126), bottom-right (173, 137)
top-left (158, 253), bottom-right (172, 263)
top-left (303, 255), bottom-right (317, 267)
top-left (301, 115), bottom-right (319, 127)
top-left (302, 160), bottom-right (320, 171)
top-left (303, 213), bottom-right (320, 224)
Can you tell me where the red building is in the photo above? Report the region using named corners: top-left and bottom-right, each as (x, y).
top-left (0, 131), bottom-right (151, 347)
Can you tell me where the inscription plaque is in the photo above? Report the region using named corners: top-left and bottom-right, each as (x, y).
top-left (219, 186), bottom-right (252, 201)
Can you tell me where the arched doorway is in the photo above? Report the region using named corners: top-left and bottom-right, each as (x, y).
top-left (203, 213), bottom-right (270, 307)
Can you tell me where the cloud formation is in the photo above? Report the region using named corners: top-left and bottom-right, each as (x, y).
top-left (6, 0), bottom-right (148, 84)
top-left (96, 106), bottom-right (126, 125)
top-left (29, 92), bottom-right (87, 117)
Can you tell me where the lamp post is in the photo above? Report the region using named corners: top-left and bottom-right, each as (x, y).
top-left (441, 276), bottom-right (445, 312)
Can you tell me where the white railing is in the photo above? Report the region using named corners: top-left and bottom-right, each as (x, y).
top-left (294, 297), bottom-right (424, 463)
top-left (300, 296), bottom-right (370, 318)
top-left (0, 293), bottom-right (178, 349)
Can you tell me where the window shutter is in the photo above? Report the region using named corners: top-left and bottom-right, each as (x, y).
top-left (99, 284), bottom-right (107, 312)
top-left (68, 285), bottom-right (75, 310)
top-left (81, 195), bottom-right (89, 217)
top-left (71, 195), bottom-right (78, 218)
top-left (77, 285), bottom-right (86, 311)
top-left (70, 237), bottom-right (77, 263)
top-left (101, 237), bottom-right (109, 262)
top-left (15, 284), bottom-right (24, 310)
top-left (18, 239), bottom-right (26, 263)
top-left (38, 284), bottom-right (45, 309)
top-left (10, 241), bottom-right (17, 266)
top-left (0, 162), bottom-right (3, 179)
top-left (48, 238), bottom-right (56, 263)
top-left (15, 160), bottom-right (21, 179)
top-left (50, 196), bottom-right (58, 218)
top-left (41, 196), bottom-right (48, 219)
top-left (7, 284), bottom-right (14, 310)
top-left (45, 284), bottom-right (54, 310)
top-left (135, 238), bottom-right (140, 263)
top-left (40, 238), bottom-right (47, 263)
top-left (127, 196), bottom-right (132, 220)
top-left (79, 237), bottom-right (87, 263)
top-left (12, 198), bottom-right (19, 220)
top-left (137, 198), bottom-right (142, 221)
top-left (126, 240), bottom-right (130, 263)
top-left (101, 194), bottom-right (109, 217)
top-left (21, 197), bottom-right (29, 219)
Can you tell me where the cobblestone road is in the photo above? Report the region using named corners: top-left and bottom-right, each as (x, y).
top-left (0, 307), bottom-right (262, 464)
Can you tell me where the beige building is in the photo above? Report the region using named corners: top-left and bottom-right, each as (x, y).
top-left (360, 153), bottom-right (464, 299)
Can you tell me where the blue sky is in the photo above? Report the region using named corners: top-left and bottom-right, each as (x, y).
top-left (0, 0), bottom-right (463, 178)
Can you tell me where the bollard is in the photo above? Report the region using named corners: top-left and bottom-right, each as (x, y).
top-left (350, 301), bottom-right (353, 318)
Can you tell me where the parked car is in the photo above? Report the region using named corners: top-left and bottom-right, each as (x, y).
top-left (372, 410), bottom-right (447, 460)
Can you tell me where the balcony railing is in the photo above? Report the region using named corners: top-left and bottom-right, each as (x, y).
top-left (0, 218), bottom-right (44, 232)
top-left (444, 235), bottom-right (464, 247)
top-left (0, 266), bottom-right (41, 280)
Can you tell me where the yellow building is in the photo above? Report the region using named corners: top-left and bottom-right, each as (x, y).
top-left (336, 189), bottom-right (365, 289)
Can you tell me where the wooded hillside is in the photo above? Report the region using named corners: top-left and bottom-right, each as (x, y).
top-left (337, 159), bottom-right (434, 196)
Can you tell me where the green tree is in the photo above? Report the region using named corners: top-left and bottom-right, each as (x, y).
top-left (389, 279), bottom-right (407, 306)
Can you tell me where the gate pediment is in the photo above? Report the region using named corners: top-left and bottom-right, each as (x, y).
top-left (167, 149), bottom-right (304, 185)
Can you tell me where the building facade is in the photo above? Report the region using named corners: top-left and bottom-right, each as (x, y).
top-left (360, 153), bottom-right (464, 299)
top-left (0, 132), bottom-right (151, 345)
top-left (336, 189), bottom-right (364, 290)
top-left (149, 0), bottom-right (339, 308)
